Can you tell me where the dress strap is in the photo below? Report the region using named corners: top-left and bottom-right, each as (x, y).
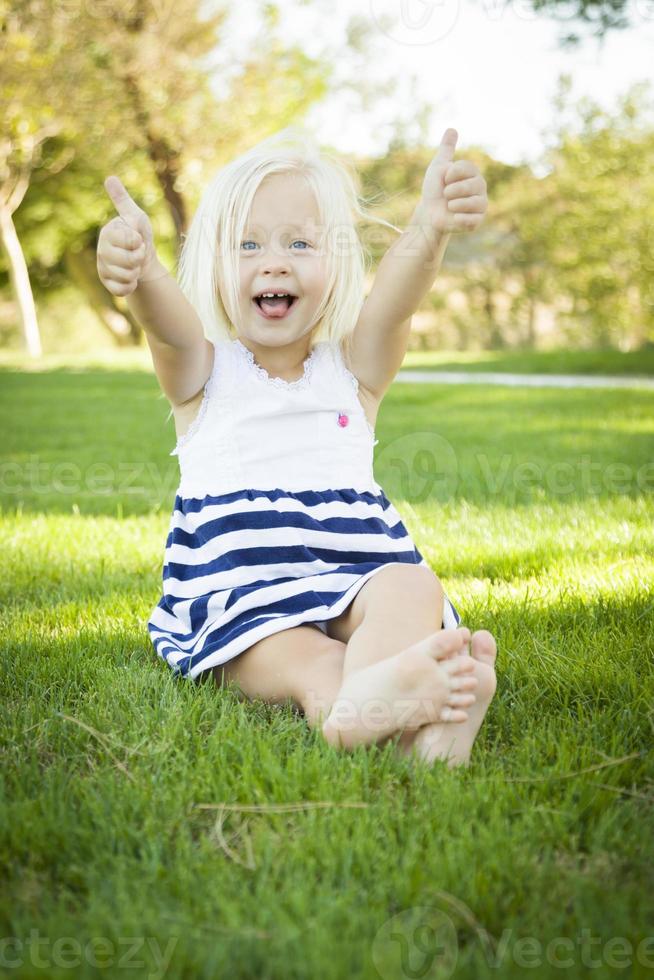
top-left (329, 340), bottom-right (362, 396)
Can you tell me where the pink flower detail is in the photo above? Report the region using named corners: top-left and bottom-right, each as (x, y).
top-left (337, 412), bottom-right (349, 427)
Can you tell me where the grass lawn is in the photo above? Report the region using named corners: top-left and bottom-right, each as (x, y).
top-left (1, 354), bottom-right (653, 979)
top-left (401, 347), bottom-right (654, 376)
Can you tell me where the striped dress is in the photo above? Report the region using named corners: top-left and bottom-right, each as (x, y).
top-left (147, 336), bottom-right (460, 682)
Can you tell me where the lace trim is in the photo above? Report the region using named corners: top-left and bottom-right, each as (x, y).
top-left (234, 338), bottom-right (320, 390)
top-left (169, 347), bottom-right (217, 457)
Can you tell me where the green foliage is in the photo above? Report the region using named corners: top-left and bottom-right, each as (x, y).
top-left (0, 0), bottom-right (349, 345)
top-left (526, 0), bottom-right (633, 46)
top-left (537, 78), bottom-right (654, 347)
top-left (354, 79), bottom-right (654, 351)
top-left (2, 2), bottom-right (654, 355)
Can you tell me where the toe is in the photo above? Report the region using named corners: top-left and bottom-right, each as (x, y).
top-left (471, 629), bottom-right (497, 667)
top-left (439, 706), bottom-right (468, 723)
top-left (450, 673), bottom-right (478, 692)
top-left (441, 653), bottom-right (476, 678)
top-left (476, 662), bottom-right (498, 703)
top-left (447, 691), bottom-right (476, 708)
top-left (427, 627), bottom-right (471, 661)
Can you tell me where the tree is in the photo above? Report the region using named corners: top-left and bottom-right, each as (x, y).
top-left (504, 0), bottom-right (633, 46)
top-left (3, 0), bottom-right (406, 353)
top-left (1, 0), bottom-right (333, 352)
top-left (354, 77), bottom-right (654, 352)
top-left (532, 78), bottom-right (654, 346)
top-left (0, 0), bottom-right (89, 356)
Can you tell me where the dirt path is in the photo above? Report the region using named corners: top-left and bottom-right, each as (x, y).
top-left (395, 369), bottom-right (654, 389)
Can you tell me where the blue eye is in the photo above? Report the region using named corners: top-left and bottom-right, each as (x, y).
top-left (240, 239), bottom-right (310, 251)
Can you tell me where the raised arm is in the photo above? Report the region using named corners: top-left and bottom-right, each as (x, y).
top-left (97, 176), bottom-right (213, 407)
top-left (346, 128), bottom-right (487, 400)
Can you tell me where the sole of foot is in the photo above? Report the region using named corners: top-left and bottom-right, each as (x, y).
top-left (398, 629), bottom-right (497, 768)
top-left (321, 626), bottom-right (479, 751)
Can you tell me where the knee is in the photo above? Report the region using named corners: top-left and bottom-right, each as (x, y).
top-left (374, 564), bottom-right (443, 612)
top-left (409, 564), bottom-right (443, 596)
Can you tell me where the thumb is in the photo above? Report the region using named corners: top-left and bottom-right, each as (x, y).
top-left (434, 127), bottom-right (458, 167)
top-left (104, 176), bottom-right (143, 228)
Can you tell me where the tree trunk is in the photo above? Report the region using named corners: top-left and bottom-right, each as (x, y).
top-left (527, 295), bottom-right (537, 346)
top-left (123, 72), bottom-right (188, 247)
top-left (0, 204), bottom-right (42, 357)
top-left (485, 283), bottom-right (504, 348)
top-left (64, 244), bottom-right (143, 346)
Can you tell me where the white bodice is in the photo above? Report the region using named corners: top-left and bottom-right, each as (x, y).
top-left (169, 337), bottom-right (381, 498)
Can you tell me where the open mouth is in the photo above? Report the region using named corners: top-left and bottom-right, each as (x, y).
top-left (253, 291), bottom-right (298, 319)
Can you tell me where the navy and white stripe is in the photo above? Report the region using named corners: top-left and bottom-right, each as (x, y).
top-left (148, 484), bottom-right (460, 681)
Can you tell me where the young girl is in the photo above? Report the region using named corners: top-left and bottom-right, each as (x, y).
top-left (97, 126), bottom-right (497, 767)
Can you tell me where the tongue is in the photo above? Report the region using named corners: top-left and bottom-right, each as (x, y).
top-left (260, 296), bottom-right (291, 317)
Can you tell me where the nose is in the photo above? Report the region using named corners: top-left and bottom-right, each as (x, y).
top-left (261, 257), bottom-right (290, 277)
top-left (258, 241), bottom-right (291, 276)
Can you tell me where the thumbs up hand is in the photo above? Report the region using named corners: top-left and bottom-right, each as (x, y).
top-left (97, 176), bottom-right (162, 296)
top-left (419, 128), bottom-right (487, 234)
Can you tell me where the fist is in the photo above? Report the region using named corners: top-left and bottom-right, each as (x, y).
top-left (97, 176), bottom-right (159, 297)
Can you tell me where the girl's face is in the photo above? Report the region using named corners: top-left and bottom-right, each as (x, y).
top-left (236, 172), bottom-right (328, 346)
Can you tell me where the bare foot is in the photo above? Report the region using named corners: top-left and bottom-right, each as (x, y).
top-left (398, 629), bottom-right (497, 768)
top-left (321, 627), bottom-right (479, 751)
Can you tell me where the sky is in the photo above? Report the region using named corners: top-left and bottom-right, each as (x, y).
top-left (214, 0), bottom-right (654, 170)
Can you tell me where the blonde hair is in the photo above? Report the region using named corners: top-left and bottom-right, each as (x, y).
top-left (175, 125), bottom-right (399, 355)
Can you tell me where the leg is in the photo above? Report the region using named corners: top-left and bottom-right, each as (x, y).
top-left (208, 624), bottom-right (347, 731)
top-left (321, 565), bottom-right (479, 750)
top-left (341, 564), bottom-right (446, 677)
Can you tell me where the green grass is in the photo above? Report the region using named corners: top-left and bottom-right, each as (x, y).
top-left (402, 347), bottom-right (654, 376)
top-left (1, 354), bottom-right (653, 979)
